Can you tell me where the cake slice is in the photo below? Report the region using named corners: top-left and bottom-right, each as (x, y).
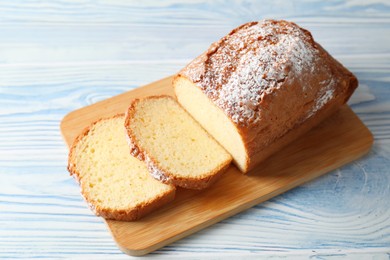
top-left (68, 114), bottom-right (175, 221)
top-left (124, 96), bottom-right (232, 190)
top-left (174, 19), bottom-right (358, 173)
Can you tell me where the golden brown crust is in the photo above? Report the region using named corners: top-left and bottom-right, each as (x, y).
top-left (83, 188), bottom-right (175, 221)
top-left (144, 151), bottom-right (230, 190)
top-left (247, 102), bottom-right (347, 173)
top-left (243, 44), bottom-right (358, 171)
top-left (176, 19), bottom-right (358, 172)
top-left (124, 96), bottom-right (231, 190)
top-left (67, 114), bottom-right (176, 221)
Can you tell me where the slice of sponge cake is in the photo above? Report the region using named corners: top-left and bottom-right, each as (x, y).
top-left (125, 96), bottom-right (232, 190)
top-left (68, 114), bottom-right (175, 221)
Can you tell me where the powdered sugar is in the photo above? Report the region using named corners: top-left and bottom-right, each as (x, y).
top-left (181, 20), bottom-right (321, 126)
top-left (144, 154), bottom-right (171, 184)
top-left (318, 89), bottom-right (335, 109)
top-left (306, 79), bottom-right (335, 119)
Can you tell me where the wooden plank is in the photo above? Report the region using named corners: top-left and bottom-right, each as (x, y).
top-left (60, 75), bottom-right (373, 256)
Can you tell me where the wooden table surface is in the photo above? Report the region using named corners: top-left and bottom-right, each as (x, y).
top-left (1, 0), bottom-right (389, 259)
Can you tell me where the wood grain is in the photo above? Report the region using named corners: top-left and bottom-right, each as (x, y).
top-left (61, 76), bottom-right (373, 256)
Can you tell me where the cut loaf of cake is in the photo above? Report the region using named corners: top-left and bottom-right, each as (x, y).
top-left (174, 19), bottom-right (358, 173)
top-left (124, 96), bottom-right (232, 190)
top-left (68, 114), bottom-right (175, 221)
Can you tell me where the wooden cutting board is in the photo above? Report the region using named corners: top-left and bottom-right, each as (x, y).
top-left (60, 75), bottom-right (373, 256)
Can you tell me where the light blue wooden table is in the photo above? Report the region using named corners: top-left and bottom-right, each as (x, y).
top-left (1, 1), bottom-right (389, 258)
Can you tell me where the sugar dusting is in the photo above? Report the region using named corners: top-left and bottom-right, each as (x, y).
top-left (305, 78), bottom-right (336, 119)
top-left (318, 89), bottom-right (335, 110)
top-left (144, 154), bottom-right (171, 184)
top-left (181, 20), bottom-right (331, 126)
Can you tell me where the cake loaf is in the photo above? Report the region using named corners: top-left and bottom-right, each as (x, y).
top-left (174, 19), bottom-right (358, 173)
